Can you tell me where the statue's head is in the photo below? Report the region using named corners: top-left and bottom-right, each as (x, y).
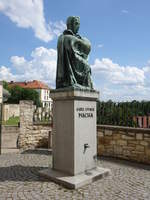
top-left (66, 16), bottom-right (80, 34)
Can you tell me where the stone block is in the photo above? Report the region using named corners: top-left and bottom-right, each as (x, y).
top-left (117, 140), bottom-right (127, 146)
top-left (99, 137), bottom-right (105, 145)
top-left (110, 140), bottom-right (116, 145)
top-left (119, 131), bottom-right (125, 134)
top-left (39, 167), bottom-right (110, 189)
top-left (140, 141), bottom-right (149, 146)
top-left (144, 134), bottom-right (150, 138)
top-left (106, 148), bottom-right (113, 154)
top-left (105, 145), bottom-right (113, 149)
top-left (136, 134), bottom-right (143, 140)
top-left (114, 145), bottom-right (123, 155)
top-left (121, 135), bottom-right (134, 140)
top-left (132, 151), bottom-right (144, 155)
top-left (136, 145), bottom-right (145, 152)
top-left (97, 131), bottom-right (104, 137)
top-left (113, 133), bottom-right (121, 140)
top-left (145, 149), bottom-right (150, 156)
top-left (104, 138), bottom-right (112, 145)
top-left (123, 150), bottom-right (131, 156)
top-left (99, 137), bottom-right (111, 145)
top-left (40, 130), bottom-right (48, 134)
top-left (128, 140), bottom-right (139, 145)
top-left (98, 145), bottom-right (105, 155)
top-left (33, 126), bottom-right (38, 130)
top-left (122, 146), bottom-right (135, 151)
top-left (104, 130), bottom-right (112, 136)
top-left (144, 137), bottom-right (150, 142)
top-left (128, 132), bottom-right (135, 137)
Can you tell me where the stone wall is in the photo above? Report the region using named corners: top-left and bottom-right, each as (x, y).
top-left (18, 100), bottom-right (52, 149)
top-left (3, 104), bottom-right (20, 121)
top-left (1, 125), bottom-right (19, 154)
top-left (97, 125), bottom-right (150, 164)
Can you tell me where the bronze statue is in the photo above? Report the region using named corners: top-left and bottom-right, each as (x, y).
top-left (56, 16), bottom-right (93, 90)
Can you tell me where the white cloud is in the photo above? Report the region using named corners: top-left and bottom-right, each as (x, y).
top-left (100, 85), bottom-right (150, 102)
top-left (50, 21), bottom-right (66, 37)
top-left (0, 0), bottom-right (65, 42)
top-left (98, 44), bottom-right (103, 48)
top-left (10, 56), bottom-right (27, 72)
top-left (121, 10), bottom-right (129, 14)
top-left (0, 66), bottom-right (16, 81)
top-left (143, 66), bottom-right (150, 73)
top-left (92, 58), bottom-right (150, 101)
top-left (92, 58), bottom-right (145, 86)
top-left (0, 47), bottom-right (57, 87)
top-left (1, 51), bottom-right (150, 101)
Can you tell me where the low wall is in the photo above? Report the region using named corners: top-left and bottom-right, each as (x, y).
top-left (3, 104), bottom-right (20, 121)
top-left (18, 101), bottom-right (52, 149)
top-left (1, 125), bottom-right (19, 153)
top-left (18, 123), bottom-right (52, 149)
top-left (97, 125), bottom-right (150, 164)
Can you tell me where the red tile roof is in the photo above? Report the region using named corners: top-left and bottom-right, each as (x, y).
top-left (8, 80), bottom-right (49, 89)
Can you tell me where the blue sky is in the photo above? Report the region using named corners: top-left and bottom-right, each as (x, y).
top-left (0, 0), bottom-right (150, 101)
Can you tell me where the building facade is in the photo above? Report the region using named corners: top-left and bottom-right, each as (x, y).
top-left (36, 88), bottom-right (52, 109)
top-left (8, 80), bottom-right (52, 109)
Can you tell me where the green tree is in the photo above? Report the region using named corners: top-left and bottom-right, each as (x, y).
top-left (97, 100), bottom-right (150, 127)
top-left (3, 80), bottom-right (10, 91)
top-left (6, 85), bottom-right (41, 106)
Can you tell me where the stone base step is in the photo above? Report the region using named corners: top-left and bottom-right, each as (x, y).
top-left (39, 167), bottom-right (111, 189)
top-left (1, 148), bottom-right (19, 154)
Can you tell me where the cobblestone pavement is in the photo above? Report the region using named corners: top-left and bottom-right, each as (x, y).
top-left (0, 150), bottom-right (150, 200)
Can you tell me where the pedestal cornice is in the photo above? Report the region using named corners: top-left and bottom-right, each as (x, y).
top-left (50, 88), bottom-right (99, 101)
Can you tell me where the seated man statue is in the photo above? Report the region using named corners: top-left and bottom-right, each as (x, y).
top-left (56, 16), bottom-right (93, 90)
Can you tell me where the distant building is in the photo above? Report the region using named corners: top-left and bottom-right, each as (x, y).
top-left (8, 80), bottom-right (52, 109)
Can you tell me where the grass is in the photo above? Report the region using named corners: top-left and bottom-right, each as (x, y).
top-left (3, 116), bottom-right (19, 126)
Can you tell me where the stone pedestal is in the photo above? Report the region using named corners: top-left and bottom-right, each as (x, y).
top-left (39, 89), bottom-right (110, 189)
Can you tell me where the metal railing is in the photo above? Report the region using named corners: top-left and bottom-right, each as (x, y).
top-left (97, 101), bottom-right (150, 128)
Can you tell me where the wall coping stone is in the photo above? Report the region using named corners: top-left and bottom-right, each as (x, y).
top-left (33, 122), bottom-right (52, 126)
top-left (2, 125), bottom-right (19, 128)
top-left (97, 125), bottom-right (150, 134)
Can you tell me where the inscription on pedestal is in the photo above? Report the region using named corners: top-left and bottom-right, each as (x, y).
top-left (76, 107), bottom-right (94, 118)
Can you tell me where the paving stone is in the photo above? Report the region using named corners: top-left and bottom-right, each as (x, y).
top-left (0, 150), bottom-right (150, 199)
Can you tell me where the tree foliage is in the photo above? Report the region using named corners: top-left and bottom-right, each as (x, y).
top-left (3, 80), bottom-right (10, 91)
top-left (97, 100), bottom-right (150, 127)
top-left (3, 82), bottom-right (41, 106)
